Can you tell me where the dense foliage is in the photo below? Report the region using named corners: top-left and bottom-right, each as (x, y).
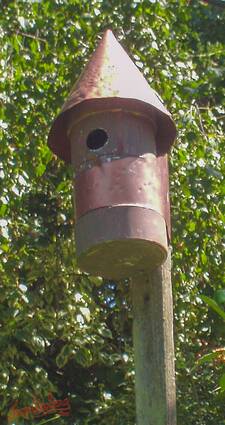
top-left (0, 0), bottom-right (224, 424)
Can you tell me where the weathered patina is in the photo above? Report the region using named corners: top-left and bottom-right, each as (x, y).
top-left (48, 29), bottom-right (176, 279)
top-left (48, 30), bottom-right (176, 162)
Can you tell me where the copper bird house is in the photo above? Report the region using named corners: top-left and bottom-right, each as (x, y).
top-left (48, 30), bottom-right (176, 279)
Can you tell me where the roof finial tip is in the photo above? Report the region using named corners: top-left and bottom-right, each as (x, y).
top-left (102, 28), bottom-right (116, 38)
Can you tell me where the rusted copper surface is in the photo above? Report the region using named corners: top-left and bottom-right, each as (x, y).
top-left (47, 29), bottom-right (175, 276)
top-left (70, 111), bottom-right (156, 173)
top-left (48, 29), bottom-right (176, 162)
top-left (76, 206), bottom-right (168, 279)
top-left (75, 155), bottom-right (162, 217)
top-left (158, 154), bottom-right (171, 238)
top-left (70, 110), bottom-right (171, 240)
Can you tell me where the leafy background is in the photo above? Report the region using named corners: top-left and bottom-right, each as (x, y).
top-left (0, 0), bottom-right (224, 424)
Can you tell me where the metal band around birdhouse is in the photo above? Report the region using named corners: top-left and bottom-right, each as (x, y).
top-left (76, 205), bottom-right (168, 279)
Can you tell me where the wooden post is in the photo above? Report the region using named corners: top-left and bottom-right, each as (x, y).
top-left (131, 249), bottom-right (176, 425)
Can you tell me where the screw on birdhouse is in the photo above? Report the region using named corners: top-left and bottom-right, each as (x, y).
top-left (48, 29), bottom-right (177, 425)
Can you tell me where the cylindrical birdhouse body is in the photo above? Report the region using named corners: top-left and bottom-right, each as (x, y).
top-left (68, 109), bottom-right (169, 279)
top-left (48, 30), bottom-right (176, 280)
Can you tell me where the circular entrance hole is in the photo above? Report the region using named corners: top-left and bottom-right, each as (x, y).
top-left (86, 128), bottom-right (108, 150)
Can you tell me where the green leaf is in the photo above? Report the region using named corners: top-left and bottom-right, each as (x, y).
top-left (219, 374), bottom-right (225, 391)
top-left (200, 295), bottom-right (225, 321)
top-left (76, 347), bottom-right (92, 367)
top-left (214, 289), bottom-right (225, 305)
top-left (200, 252), bottom-right (207, 265)
top-left (36, 163), bottom-right (46, 177)
top-left (188, 221), bottom-right (196, 232)
top-left (89, 276), bottom-right (103, 287)
top-left (98, 327), bottom-right (113, 339)
top-left (56, 181), bottom-right (68, 193)
top-left (195, 351), bottom-right (223, 367)
top-left (0, 243), bottom-right (9, 252)
top-left (0, 204), bottom-right (7, 218)
top-left (56, 344), bottom-right (73, 368)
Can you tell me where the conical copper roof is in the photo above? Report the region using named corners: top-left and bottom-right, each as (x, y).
top-left (48, 29), bottom-right (176, 162)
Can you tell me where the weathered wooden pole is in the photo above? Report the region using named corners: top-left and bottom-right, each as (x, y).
top-left (48, 29), bottom-right (177, 425)
top-left (132, 249), bottom-right (176, 425)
